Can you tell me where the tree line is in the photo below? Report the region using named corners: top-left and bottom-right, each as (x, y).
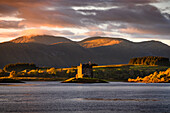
top-left (129, 56), bottom-right (170, 66)
top-left (3, 63), bottom-right (37, 72)
top-left (1, 63), bottom-right (75, 78)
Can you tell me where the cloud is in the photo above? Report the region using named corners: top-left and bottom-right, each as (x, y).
top-left (21, 29), bottom-right (75, 36)
top-left (0, 20), bottom-right (24, 28)
top-left (80, 5), bottom-right (169, 25)
top-left (0, 0), bottom-right (162, 28)
top-left (0, 31), bottom-right (19, 38)
top-left (83, 31), bottom-right (106, 36)
top-left (0, 0), bottom-right (84, 28)
top-left (55, 0), bottom-right (159, 7)
top-left (81, 5), bottom-right (170, 37)
top-left (0, 28), bottom-right (75, 40)
top-left (0, 0), bottom-right (169, 45)
top-left (0, 4), bottom-right (18, 16)
top-left (120, 23), bottom-right (170, 35)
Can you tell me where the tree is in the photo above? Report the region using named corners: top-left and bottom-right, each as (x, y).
top-left (9, 71), bottom-right (17, 78)
top-left (47, 67), bottom-right (57, 75)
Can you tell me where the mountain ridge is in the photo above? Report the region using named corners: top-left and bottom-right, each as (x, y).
top-left (0, 35), bottom-right (169, 68)
top-left (10, 35), bottom-right (73, 45)
top-left (7, 35), bottom-right (169, 47)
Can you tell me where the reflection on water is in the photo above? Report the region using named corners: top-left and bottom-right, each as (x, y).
top-left (0, 82), bottom-right (170, 113)
top-left (83, 98), bottom-right (159, 101)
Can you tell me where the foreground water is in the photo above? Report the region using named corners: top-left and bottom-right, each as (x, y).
top-left (0, 82), bottom-right (170, 113)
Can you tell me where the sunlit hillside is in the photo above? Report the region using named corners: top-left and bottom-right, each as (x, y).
top-left (11, 35), bottom-right (72, 45)
top-left (128, 68), bottom-right (170, 83)
top-left (79, 37), bottom-right (123, 48)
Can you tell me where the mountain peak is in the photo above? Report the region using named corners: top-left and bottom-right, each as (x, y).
top-left (78, 37), bottom-right (130, 48)
top-left (10, 35), bottom-right (72, 45)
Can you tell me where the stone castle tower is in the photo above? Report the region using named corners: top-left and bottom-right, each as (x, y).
top-left (75, 62), bottom-right (97, 79)
top-left (76, 63), bottom-right (84, 79)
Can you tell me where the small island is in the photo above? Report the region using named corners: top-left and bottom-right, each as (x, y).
top-left (62, 77), bottom-right (108, 83)
top-left (62, 63), bottom-right (108, 83)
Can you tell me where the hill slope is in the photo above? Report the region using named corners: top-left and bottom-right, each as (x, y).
top-left (11, 35), bottom-right (72, 45)
top-left (78, 37), bottom-right (135, 48)
top-left (0, 35), bottom-right (169, 68)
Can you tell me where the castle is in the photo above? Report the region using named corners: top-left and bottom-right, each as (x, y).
top-left (75, 62), bottom-right (97, 79)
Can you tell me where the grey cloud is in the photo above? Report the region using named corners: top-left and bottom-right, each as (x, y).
top-left (78, 5), bottom-right (170, 36)
top-left (0, 4), bottom-right (17, 16)
top-left (128, 33), bottom-right (170, 40)
top-left (18, 7), bottom-right (84, 28)
top-left (0, 20), bottom-right (25, 28)
top-left (59, 30), bottom-right (75, 35)
top-left (80, 5), bottom-right (169, 25)
top-left (133, 23), bottom-right (170, 35)
top-left (54, 0), bottom-right (158, 7)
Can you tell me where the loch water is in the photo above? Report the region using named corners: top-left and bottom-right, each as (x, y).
top-left (0, 82), bottom-right (170, 113)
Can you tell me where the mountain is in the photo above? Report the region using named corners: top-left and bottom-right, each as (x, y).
top-left (0, 35), bottom-right (169, 68)
top-left (78, 37), bottom-right (125, 48)
top-left (11, 35), bottom-right (72, 45)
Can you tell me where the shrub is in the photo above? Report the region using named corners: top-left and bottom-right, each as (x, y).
top-left (9, 71), bottom-right (17, 78)
top-left (128, 68), bottom-right (170, 83)
top-left (47, 67), bottom-right (57, 74)
top-left (27, 69), bottom-right (38, 75)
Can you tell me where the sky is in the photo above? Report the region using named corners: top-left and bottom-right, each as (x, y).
top-left (0, 0), bottom-right (170, 45)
